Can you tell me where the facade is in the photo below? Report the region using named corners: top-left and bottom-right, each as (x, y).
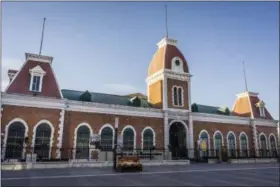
top-left (1, 37), bottom-right (279, 160)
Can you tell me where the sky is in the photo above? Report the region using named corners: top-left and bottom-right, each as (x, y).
top-left (1, 2), bottom-right (279, 119)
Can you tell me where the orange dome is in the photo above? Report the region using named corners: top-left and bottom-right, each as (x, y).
top-left (148, 37), bottom-right (189, 77)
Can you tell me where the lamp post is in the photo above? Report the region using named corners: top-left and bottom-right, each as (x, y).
top-left (113, 117), bottom-right (119, 171)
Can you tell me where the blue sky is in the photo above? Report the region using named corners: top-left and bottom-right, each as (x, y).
top-left (2, 2), bottom-right (279, 119)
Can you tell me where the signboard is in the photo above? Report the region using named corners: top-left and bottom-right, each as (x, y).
top-left (91, 134), bottom-right (101, 142)
top-left (117, 135), bottom-right (123, 148)
top-left (200, 140), bottom-right (207, 151)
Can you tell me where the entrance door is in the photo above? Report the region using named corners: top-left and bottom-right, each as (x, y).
top-left (169, 122), bottom-right (187, 160)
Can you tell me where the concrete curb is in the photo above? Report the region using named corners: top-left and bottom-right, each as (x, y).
top-left (1, 160), bottom-right (190, 171)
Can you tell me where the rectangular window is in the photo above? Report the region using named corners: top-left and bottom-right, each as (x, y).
top-left (31, 76), bottom-right (41, 92)
top-left (260, 107), bottom-right (266, 117)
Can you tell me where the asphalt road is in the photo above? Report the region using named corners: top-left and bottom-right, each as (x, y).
top-left (2, 163), bottom-right (279, 186)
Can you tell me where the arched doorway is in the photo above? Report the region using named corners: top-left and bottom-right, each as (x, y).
top-left (169, 122), bottom-right (187, 159)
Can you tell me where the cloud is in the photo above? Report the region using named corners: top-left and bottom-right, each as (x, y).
top-left (101, 83), bottom-right (142, 95)
top-left (1, 58), bottom-right (23, 91)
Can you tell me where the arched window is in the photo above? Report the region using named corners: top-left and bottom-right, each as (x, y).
top-left (100, 127), bottom-right (113, 151)
top-left (259, 134), bottom-right (267, 150)
top-left (199, 130), bottom-right (209, 156)
top-left (214, 132), bottom-right (223, 156)
top-left (269, 134), bottom-right (277, 157)
top-left (178, 87), bottom-right (182, 106)
top-left (76, 126), bottom-right (90, 159)
top-left (143, 128), bottom-right (154, 150)
top-left (34, 123), bottom-right (52, 159)
top-left (173, 87), bottom-right (178, 106)
top-left (240, 133), bottom-right (248, 157)
top-left (5, 122), bottom-right (26, 159)
top-left (123, 128), bottom-right (135, 151)
top-left (227, 132), bottom-right (236, 157)
top-left (259, 134), bottom-right (267, 157)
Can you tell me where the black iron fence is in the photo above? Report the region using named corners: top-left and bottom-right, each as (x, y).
top-left (1, 146), bottom-right (279, 162)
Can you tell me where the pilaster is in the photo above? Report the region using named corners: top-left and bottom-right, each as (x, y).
top-left (56, 109), bottom-right (65, 158)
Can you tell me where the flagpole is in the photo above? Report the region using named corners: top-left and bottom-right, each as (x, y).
top-left (242, 61), bottom-right (248, 92)
top-left (165, 5), bottom-right (168, 38)
top-left (39, 18), bottom-right (46, 55)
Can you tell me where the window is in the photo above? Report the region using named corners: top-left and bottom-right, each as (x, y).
top-left (240, 133), bottom-right (248, 157)
top-left (178, 88), bottom-right (182, 106)
top-left (123, 128), bottom-right (135, 151)
top-left (173, 87), bottom-right (178, 106)
top-left (172, 86), bottom-right (184, 107)
top-left (5, 122), bottom-right (26, 159)
top-left (142, 128), bottom-right (154, 150)
top-left (214, 132), bottom-right (223, 156)
top-left (259, 134), bottom-right (267, 157)
top-left (199, 130), bottom-right (209, 157)
top-left (75, 126), bottom-right (90, 159)
top-left (260, 107), bottom-right (265, 117)
top-left (34, 123), bottom-right (52, 159)
top-left (227, 133), bottom-right (236, 157)
top-left (29, 65), bottom-right (46, 93)
top-left (269, 135), bottom-right (277, 157)
top-left (31, 76), bottom-right (41, 92)
top-left (100, 127), bottom-right (113, 151)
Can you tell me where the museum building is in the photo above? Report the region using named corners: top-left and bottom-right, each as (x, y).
top-left (1, 36), bottom-right (279, 160)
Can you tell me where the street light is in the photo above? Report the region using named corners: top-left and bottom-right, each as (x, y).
top-left (113, 117), bottom-right (119, 171)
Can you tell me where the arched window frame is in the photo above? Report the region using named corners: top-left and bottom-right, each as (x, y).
top-left (226, 131), bottom-right (237, 157)
top-left (3, 118), bottom-right (29, 160)
top-left (121, 125), bottom-right (136, 151)
top-left (172, 85), bottom-right (184, 107)
top-left (99, 124), bottom-right (114, 150)
top-left (239, 132), bottom-right (249, 157)
top-left (73, 123), bottom-right (93, 160)
top-left (32, 120), bottom-right (54, 159)
top-left (141, 127), bottom-right (156, 150)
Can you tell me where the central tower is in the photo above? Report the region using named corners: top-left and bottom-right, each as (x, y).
top-left (146, 37), bottom-right (191, 111)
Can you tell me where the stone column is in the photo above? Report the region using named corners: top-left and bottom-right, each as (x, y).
top-left (188, 113), bottom-right (194, 159)
top-left (187, 75), bottom-right (194, 158)
top-left (163, 111), bottom-right (170, 159)
top-left (251, 120), bottom-right (259, 157)
top-left (56, 109), bottom-right (65, 159)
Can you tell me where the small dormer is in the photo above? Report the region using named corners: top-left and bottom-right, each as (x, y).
top-left (29, 65), bottom-right (46, 93)
top-left (171, 57), bottom-right (184, 73)
top-left (130, 96), bottom-right (141, 107)
top-left (256, 100), bottom-right (266, 118)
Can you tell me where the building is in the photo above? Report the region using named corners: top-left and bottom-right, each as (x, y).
top-left (1, 37), bottom-right (279, 160)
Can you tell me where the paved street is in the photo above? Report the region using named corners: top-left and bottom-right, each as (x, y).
top-left (2, 163), bottom-right (279, 186)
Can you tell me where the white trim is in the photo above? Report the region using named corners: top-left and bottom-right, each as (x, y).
top-left (239, 131), bottom-right (249, 156)
top-left (236, 92), bottom-right (259, 98)
top-left (258, 132), bottom-right (268, 150)
top-left (56, 109), bottom-right (65, 158)
top-left (121, 125), bottom-right (137, 150)
top-left (171, 85), bottom-right (184, 107)
top-left (72, 123), bottom-right (93, 159)
top-left (171, 57), bottom-right (184, 73)
top-left (2, 93), bottom-right (278, 128)
top-left (25, 53), bottom-right (53, 64)
top-left (31, 120), bottom-right (55, 159)
top-left (226, 131), bottom-right (237, 155)
top-left (141, 126), bottom-right (156, 149)
top-left (98, 123), bottom-right (115, 149)
top-left (213, 130), bottom-right (224, 149)
top-left (2, 118), bottom-right (29, 160)
top-left (157, 37), bottom-right (177, 48)
top-left (198, 129), bottom-right (211, 155)
top-left (268, 133), bottom-right (277, 150)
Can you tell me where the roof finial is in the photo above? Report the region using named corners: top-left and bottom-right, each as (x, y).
top-left (242, 61), bottom-right (249, 92)
top-left (165, 5), bottom-right (168, 38)
top-left (39, 18), bottom-right (46, 56)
